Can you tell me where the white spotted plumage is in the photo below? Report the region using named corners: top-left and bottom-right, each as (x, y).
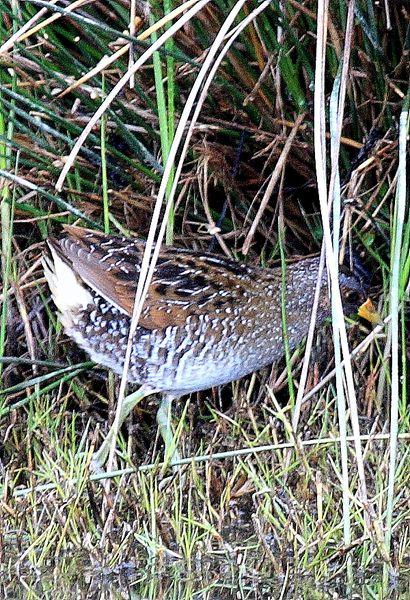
top-left (43, 226), bottom-right (364, 397)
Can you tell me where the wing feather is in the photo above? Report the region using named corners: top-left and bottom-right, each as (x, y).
top-left (55, 225), bottom-right (258, 330)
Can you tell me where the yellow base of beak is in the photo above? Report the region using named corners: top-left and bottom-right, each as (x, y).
top-left (358, 298), bottom-right (383, 325)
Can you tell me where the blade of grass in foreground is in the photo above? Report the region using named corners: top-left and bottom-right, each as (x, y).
top-left (0, 85), bottom-right (16, 382)
top-left (0, 362), bottom-right (94, 402)
top-left (383, 88), bottom-right (409, 584)
top-left (0, 3), bottom-right (18, 381)
top-left (328, 0), bottom-right (356, 573)
top-left (150, 2), bottom-right (176, 245)
top-left (100, 74), bottom-right (110, 234)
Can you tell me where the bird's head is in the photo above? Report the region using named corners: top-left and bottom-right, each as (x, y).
top-left (338, 260), bottom-right (381, 324)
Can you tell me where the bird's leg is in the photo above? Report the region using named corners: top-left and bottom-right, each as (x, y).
top-left (156, 394), bottom-right (182, 470)
top-left (91, 384), bottom-right (152, 472)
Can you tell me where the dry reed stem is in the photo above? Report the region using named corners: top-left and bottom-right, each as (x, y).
top-left (315, 0), bottom-right (353, 552)
top-left (242, 114), bottom-right (305, 255)
top-left (383, 94), bottom-right (409, 576)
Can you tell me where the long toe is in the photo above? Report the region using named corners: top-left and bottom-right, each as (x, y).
top-left (90, 451), bottom-right (106, 475)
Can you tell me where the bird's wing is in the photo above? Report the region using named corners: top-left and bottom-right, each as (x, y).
top-left (55, 225), bottom-right (257, 330)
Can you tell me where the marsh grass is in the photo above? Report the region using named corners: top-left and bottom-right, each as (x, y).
top-left (0, 0), bottom-right (408, 594)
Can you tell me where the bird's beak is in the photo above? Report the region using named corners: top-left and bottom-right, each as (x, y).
top-left (358, 298), bottom-right (383, 325)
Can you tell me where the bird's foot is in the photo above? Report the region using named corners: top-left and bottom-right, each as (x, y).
top-left (89, 454), bottom-right (106, 476)
top-left (158, 447), bottom-right (186, 490)
top-left (88, 437), bottom-right (112, 476)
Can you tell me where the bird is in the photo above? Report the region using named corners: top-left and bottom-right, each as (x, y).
top-left (43, 225), bottom-right (367, 470)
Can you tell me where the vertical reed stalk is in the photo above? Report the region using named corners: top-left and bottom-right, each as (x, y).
top-left (100, 75), bottom-right (110, 234)
top-left (383, 89), bottom-right (409, 585)
top-left (314, 0), bottom-right (351, 562)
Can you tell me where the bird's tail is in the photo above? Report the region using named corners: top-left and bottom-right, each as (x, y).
top-left (42, 239), bottom-right (92, 328)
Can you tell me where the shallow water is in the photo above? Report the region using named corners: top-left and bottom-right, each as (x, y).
top-left (1, 555), bottom-right (408, 600)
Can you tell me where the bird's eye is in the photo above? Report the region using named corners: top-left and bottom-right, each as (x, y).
top-left (345, 290), bottom-right (360, 304)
